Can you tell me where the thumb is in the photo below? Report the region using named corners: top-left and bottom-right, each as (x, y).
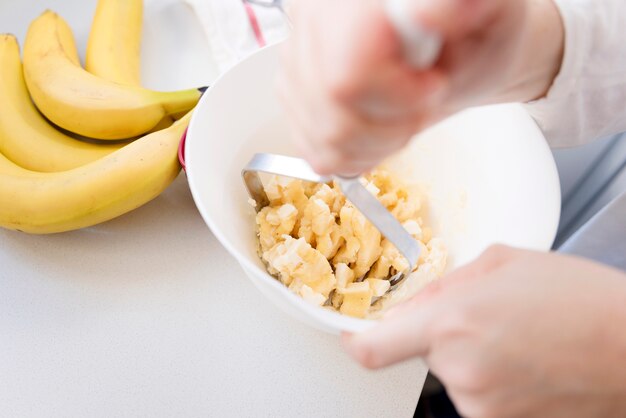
top-left (342, 245), bottom-right (519, 369)
top-left (342, 294), bottom-right (440, 369)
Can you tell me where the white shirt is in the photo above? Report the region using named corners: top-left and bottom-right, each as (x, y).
top-left (187, 0), bottom-right (624, 149)
top-left (524, 0), bottom-right (626, 148)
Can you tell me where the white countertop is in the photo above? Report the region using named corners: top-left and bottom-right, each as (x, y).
top-left (0, 177), bottom-right (427, 417)
top-left (0, 1), bottom-right (428, 416)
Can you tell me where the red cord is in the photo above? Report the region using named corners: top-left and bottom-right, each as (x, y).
top-left (242, 1), bottom-right (267, 47)
top-left (178, 128), bottom-right (188, 171)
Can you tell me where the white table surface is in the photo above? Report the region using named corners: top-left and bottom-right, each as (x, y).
top-left (0, 1), bottom-right (428, 417)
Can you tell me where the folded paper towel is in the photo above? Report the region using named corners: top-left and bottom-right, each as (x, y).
top-left (184, 0), bottom-right (290, 72)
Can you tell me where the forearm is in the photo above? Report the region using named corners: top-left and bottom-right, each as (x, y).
top-left (576, 260), bottom-right (626, 403)
top-left (524, 0), bottom-right (626, 147)
top-left (500, 0), bottom-right (564, 103)
top-left (600, 268), bottom-right (626, 395)
top-left (600, 286), bottom-right (626, 418)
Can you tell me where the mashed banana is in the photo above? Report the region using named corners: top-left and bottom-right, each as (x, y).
top-left (255, 169), bottom-right (447, 319)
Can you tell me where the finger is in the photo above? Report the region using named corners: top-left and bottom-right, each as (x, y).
top-left (338, 115), bottom-right (427, 154)
top-left (276, 62), bottom-right (328, 162)
top-left (288, 111), bottom-right (378, 176)
top-left (279, 5), bottom-right (334, 149)
top-left (342, 295), bottom-right (443, 369)
top-left (309, 147), bottom-right (379, 176)
top-left (355, 68), bottom-right (449, 116)
top-left (383, 279), bottom-right (450, 319)
top-left (296, 100), bottom-right (372, 173)
top-left (442, 244), bottom-right (520, 286)
top-left (276, 88), bottom-right (315, 142)
top-left (276, 46), bottom-right (314, 133)
top-left (383, 245), bottom-right (520, 318)
top-left (295, 7), bottom-right (320, 99)
top-left (316, 100), bottom-right (425, 160)
top-left (411, 0), bottom-right (500, 39)
top-left (285, 93), bottom-right (410, 169)
top-left (288, 121), bottom-right (340, 175)
top-left (321, 0), bottom-right (400, 104)
top-left (291, 128), bottom-right (372, 175)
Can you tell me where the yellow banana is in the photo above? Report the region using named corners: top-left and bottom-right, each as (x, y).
top-left (0, 34), bottom-right (124, 172)
top-left (86, 0), bottom-right (144, 86)
top-left (86, 0), bottom-right (174, 130)
top-left (23, 10), bottom-right (202, 140)
top-left (0, 152), bottom-right (39, 178)
top-left (0, 112), bottom-right (191, 234)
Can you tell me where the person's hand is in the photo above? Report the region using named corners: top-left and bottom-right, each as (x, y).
top-left (278, 0), bottom-right (564, 175)
top-left (343, 246), bottom-right (626, 418)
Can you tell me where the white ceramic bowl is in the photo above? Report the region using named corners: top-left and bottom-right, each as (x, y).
top-left (185, 44), bottom-right (561, 335)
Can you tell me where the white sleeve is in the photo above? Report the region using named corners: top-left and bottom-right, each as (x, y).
top-left (523, 0), bottom-right (626, 148)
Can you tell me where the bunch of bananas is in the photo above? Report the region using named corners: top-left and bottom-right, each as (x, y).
top-left (0, 0), bottom-right (203, 234)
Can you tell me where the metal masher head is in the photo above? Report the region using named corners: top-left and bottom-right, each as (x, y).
top-left (242, 153), bottom-right (420, 294)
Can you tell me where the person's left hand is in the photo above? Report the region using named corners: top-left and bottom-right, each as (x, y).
top-left (343, 246), bottom-right (626, 418)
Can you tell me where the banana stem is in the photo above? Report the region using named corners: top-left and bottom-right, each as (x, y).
top-left (160, 87), bottom-right (206, 116)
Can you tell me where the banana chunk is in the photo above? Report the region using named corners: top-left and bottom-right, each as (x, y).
top-left (256, 203), bottom-right (298, 252)
top-left (263, 235), bottom-right (336, 298)
top-left (300, 284), bottom-right (327, 307)
top-left (255, 169), bottom-right (447, 318)
top-left (339, 282), bottom-right (374, 319)
top-left (367, 278), bottom-right (391, 297)
top-left (350, 208), bottom-right (383, 278)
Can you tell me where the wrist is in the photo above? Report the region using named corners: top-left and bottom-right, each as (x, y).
top-left (507, 0), bottom-right (565, 102)
top-left (591, 265), bottom-right (626, 395)
top-left (557, 261), bottom-right (626, 417)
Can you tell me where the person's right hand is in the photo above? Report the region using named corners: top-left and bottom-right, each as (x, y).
top-left (278, 0), bottom-right (564, 175)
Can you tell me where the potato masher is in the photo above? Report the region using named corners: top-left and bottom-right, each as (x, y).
top-left (242, 0), bottom-right (441, 295)
top-left (242, 153), bottom-right (420, 292)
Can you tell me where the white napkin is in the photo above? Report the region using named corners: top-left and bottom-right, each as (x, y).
top-left (184, 0), bottom-right (290, 73)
